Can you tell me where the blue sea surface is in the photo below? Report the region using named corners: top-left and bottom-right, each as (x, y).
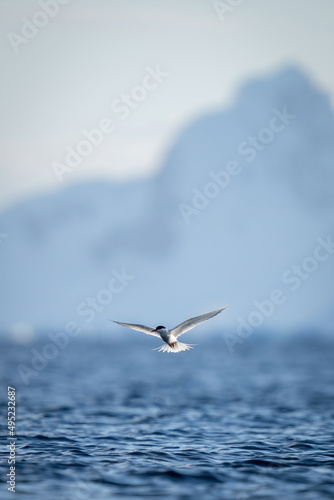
top-left (0, 332), bottom-right (334, 499)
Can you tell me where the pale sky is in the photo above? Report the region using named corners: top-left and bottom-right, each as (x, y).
top-left (1, 0), bottom-right (334, 210)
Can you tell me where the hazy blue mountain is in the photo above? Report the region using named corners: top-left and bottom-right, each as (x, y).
top-left (1, 67), bottom-right (333, 336)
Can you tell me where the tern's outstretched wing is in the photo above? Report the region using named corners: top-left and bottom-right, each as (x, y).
top-left (171, 306), bottom-right (228, 338)
top-left (113, 321), bottom-right (160, 338)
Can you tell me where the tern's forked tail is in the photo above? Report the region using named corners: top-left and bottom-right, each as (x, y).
top-left (153, 341), bottom-right (194, 353)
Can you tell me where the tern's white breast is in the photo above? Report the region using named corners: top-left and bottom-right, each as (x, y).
top-left (159, 328), bottom-right (172, 344)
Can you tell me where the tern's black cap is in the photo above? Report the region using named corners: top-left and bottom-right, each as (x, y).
top-left (156, 325), bottom-right (165, 330)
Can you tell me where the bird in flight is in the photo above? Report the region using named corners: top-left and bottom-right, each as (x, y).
top-left (113, 305), bottom-right (228, 353)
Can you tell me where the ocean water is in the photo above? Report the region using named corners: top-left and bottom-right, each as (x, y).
top-left (1, 332), bottom-right (334, 499)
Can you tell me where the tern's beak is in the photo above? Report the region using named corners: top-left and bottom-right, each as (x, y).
top-left (151, 329), bottom-right (157, 332)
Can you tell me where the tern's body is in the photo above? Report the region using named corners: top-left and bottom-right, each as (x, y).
top-left (156, 327), bottom-right (175, 344)
top-left (113, 305), bottom-right (228, 353)
top-left (157, 328), bottom-right (177, 347)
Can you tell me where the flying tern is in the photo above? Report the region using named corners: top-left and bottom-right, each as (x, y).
top-left (113, 305), bottom-right (228, 353)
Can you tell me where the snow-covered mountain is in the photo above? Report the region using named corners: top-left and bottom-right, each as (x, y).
top-left (1, 67), bottom-right (334, 335)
